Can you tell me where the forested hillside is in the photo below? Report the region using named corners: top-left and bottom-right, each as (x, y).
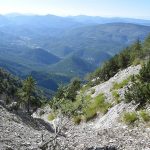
top-left (1, 14), bottom-right (150, 93)
top-left (89, 35), bottom-right (150, 85)
top-left (0, 68), bottom-right (47, 112)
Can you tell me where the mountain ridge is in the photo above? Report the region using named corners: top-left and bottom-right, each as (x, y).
top-left (1, 14), bottom-right (150, 92)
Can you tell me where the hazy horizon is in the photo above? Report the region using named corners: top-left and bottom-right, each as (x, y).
top-left (1, 12), bottom-right (150, 21)
top-left (0, 0), bottom-right (150, 19)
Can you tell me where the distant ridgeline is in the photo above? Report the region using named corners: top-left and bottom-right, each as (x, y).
top-left (1, 15), bottom-right (150, 93)
top-left (88, 34), bottom-right (150, 86)
top-left (0, 68), bottom-right (47, 112)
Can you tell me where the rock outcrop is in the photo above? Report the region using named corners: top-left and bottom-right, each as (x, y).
top-left (89, 65), bottom-right (141, 102)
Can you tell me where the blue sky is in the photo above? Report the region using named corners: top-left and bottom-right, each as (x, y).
top-left (0, 0), bottom-right (150, 19)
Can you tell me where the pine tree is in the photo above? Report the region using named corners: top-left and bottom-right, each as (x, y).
top-left (19, 76), bottom-right (36, 113)
top-left (125, 60), bottom-right (150, 106)
top-left (139, 60), bottom-right (150, 83)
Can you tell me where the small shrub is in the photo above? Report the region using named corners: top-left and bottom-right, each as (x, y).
top-left (122, 112), bottom-right (138, 125)
top-left (94, 93), bottom-right (111, 114)
top-left (112, 90), bottom-right (120, 104)
top-left (140, 110), bottom-right (150, 122)
top-left (132, 58), bottom-right (141, 66)
top-left (73, 115), bottom-right (82, 124)
top-left (81, 85), bottom-right (91, 93)
top-left (47, 113), bottom-right (55, 121)
top-left (124, 61), bottom-right (150, 106)
top-left (85, 94), bottom-right (92, 102)
top-left (91, 89), bottom-right (95, 94)
top-left (125, 81), bottom-right (150, 106)
top-left (84, 107), bottom-right (97, 121)
top-left (112, 77), bottom-right (131, 90)
top-left (84, 93), bottom-right (112, 121)
top-left (139, 60), bottom-right (150, 83)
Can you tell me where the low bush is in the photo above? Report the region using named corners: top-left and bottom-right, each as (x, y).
top-left (84, 107), bottom-right (97, 121)
top-left (125, 81), bottom-right (150, 106)
top-left (125, 61), bottom-right (150, 106)
top-left (73, 115), bottom-right (82, 124)
top-left (112, 90), bottom-right (120, 104)
top-left (94, 93), bottom-right (112, 114)
top-left (139, 110), bottom-right (150, 122)
top-left (132, 58), bottom-right (141, 66)
top-left (85, 94), bottom-right (92, 102)
top-left (47, 113), bottom-right (55, 121)
top-left (112, 77), bottom-right (131, 90)
top-left (84, 93), bottom-right (112, 121)
top-left (91, 89), bottom-right (95, 94)
top-left (80, 84), bottom-right (91, 93)
top-left (122, 112), bottom-right (138, 125)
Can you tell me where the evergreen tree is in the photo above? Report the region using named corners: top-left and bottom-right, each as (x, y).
top-left (125, 60), bottom-right (150, 106)
top-left (134, 39), bottom-right (142, 51)
top-left (139, 60), bottom-right (150, 83)
top-left (66, 79), bottom-right (81, 101)
top-left (18, 76), bottom-right (36, 113)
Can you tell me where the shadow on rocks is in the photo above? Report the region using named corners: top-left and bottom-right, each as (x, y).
top-left (0, 102), bottom-right (54, 133)
top-left (15, 111), bottom-right (55, 133)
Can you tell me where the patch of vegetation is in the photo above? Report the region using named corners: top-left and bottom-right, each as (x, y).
top-left (132, 58), bottom-right (142, 66)
top-left (122, 112), bottom-right (138, 125)
top-left (80, 84), bottom-right (91, 93)
top-left (139, 110), bottom-right (150, 122)
top-left (0, 68), bottom-right (46, 112)
top-left (84, 107), bottom-right (97, 121)
top-left (17, 76), bottom-right (45, 113)
top-left (47, 113), bottom-right (56, 121)
top-left (94, 93), bottom-right (112, 113)
top-left (0, 68), bottom-right (21, 104)
top-left (50, 79), bottom-right (86, 120)
top-left (73, 115), bottom-right (82, 125)
top-left (125, 61), bottom-right (150, 106)
top-left (112, 77), bottom-right (131, 90)
top-left (91, 89), bottom-right (95, 94)
top-left (84, 93), bottom-right (112, 121)
top-left (51, 81), bottom-right (111, 123)
top-left (112, 90), bottom-right (120, 104)
top-left (84, 94), bottom-right (92, 102)
top-left (54, 78), bottom-right (81, 102)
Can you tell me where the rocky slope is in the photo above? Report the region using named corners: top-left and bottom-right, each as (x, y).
top-left (89, 65), bottom-right (141, 101)
top-left (1, 65), bottom-right (150, 150)
top-left (33, 65), bottom-right (150, 150)
top-left (0, 103), bottom-right (54, 150)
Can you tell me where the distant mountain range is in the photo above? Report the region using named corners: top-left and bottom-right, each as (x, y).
top-left (0, 14), bottom-right (150, 93)
top-left (68, 15), bottom-right (150, 26)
